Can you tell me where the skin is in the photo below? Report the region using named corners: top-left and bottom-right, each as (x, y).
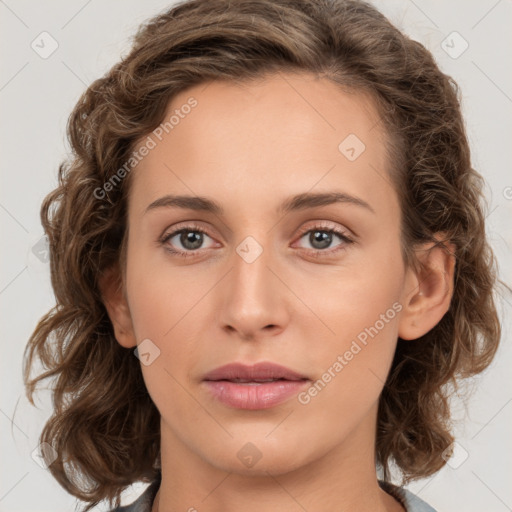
top-left (101, 71), bottom-right (455, 512)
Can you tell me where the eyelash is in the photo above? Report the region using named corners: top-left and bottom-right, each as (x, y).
top-left (159, 222), bottom-right (355, 259)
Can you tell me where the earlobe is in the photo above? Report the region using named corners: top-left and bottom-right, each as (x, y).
top-left (398, 235), bottom-right (456, 341)
top-left (98, 265), bottom-right (137, 348)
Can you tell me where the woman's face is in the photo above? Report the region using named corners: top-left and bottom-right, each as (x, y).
top-left (118, 72), bottom-right (422, 475)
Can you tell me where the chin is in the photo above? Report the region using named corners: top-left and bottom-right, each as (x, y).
top-left (199, 435), bottom-right (315, 477)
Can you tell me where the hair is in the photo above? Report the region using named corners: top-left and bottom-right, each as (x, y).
top-left (22, 0), bottom-right (506, 510)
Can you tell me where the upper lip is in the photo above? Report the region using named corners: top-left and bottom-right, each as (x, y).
top-left (202, 362), bottom-right (309, 382)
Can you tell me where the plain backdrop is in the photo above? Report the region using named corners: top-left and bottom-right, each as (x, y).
top-left (1, 1), bottom-right (511, 511)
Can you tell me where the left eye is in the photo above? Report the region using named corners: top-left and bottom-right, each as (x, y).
top-left (295, 228), bottom-right (353, 252)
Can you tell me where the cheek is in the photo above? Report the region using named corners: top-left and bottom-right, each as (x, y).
top-left (125, 263), bottom-right (207, 417)
top-left (296, 296), bottom-right (400, 430)
top-left (298, 253), bottom-right (403, 343)
top-left (125, 242), bottom-right (205, 338)
top-left (125, 251), bottom-right (215, 389)
top-left (296, 254), bottom-right (403, 401)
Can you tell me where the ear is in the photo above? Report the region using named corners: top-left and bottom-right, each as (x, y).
top-left (398, 233), bottom-right (456, 341)
top-left (98, 264), bottom-right (137, 348)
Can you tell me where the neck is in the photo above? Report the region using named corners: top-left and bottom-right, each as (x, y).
top-left (152, 406), bottom-right (404, 512)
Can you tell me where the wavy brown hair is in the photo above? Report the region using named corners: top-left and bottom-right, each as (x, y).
top-left (23, 0), bottom-right (505, 510)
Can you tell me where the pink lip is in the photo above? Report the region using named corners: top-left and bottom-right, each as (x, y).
top-left (202, 362), bottom-right (310, 410)
top-left (202, 361), bottom-right (308, 381)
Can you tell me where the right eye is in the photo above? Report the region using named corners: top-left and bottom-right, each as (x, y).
top-left (160, 225), bottom-right (218, 257)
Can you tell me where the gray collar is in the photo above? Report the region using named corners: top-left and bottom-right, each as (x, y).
top-left (112, 474), bottom-right (437, 512)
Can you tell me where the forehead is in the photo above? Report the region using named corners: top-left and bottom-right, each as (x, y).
top-left (129, 71), bottom-right (396, 219)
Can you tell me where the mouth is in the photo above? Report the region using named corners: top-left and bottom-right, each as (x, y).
top-left (202, 361), bottom-right (309, 382)
top-left (202, 362), bottom-right (310, 409)
top-left (214, 378), bottom-right (303, 384)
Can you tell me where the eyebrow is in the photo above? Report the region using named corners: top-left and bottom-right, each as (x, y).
top-left (144, 191), bottom-right (375, 216)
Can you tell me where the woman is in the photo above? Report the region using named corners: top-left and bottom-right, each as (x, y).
top-left (23, 1), bottom-right (503, 511)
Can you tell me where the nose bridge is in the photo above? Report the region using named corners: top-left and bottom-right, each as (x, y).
top-left (220, 232), bottom-right (286, 338)
top-left (232, 232), bottom-right (275, 307)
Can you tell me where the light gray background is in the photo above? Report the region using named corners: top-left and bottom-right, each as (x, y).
top-left (1, 1), bottom-right (511, 511)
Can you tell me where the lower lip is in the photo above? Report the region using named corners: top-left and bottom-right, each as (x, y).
top-left (203, 379), bottom-right (310, 409)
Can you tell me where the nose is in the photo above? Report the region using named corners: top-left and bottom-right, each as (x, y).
top-left (218, 238), bottom-right (290, 341)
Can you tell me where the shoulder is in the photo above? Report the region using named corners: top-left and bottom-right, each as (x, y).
top-left (379, 480), bottom-right (438, 512)
top-left (108, 478), bottom-right (160, 512)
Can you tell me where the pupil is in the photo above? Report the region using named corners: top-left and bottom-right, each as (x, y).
top-left (178, 230), bottom-right (333, 251)
top-left (310, 230), bottom-right (331, 249)
top-left (181, 231), bottom-right (203, 250)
